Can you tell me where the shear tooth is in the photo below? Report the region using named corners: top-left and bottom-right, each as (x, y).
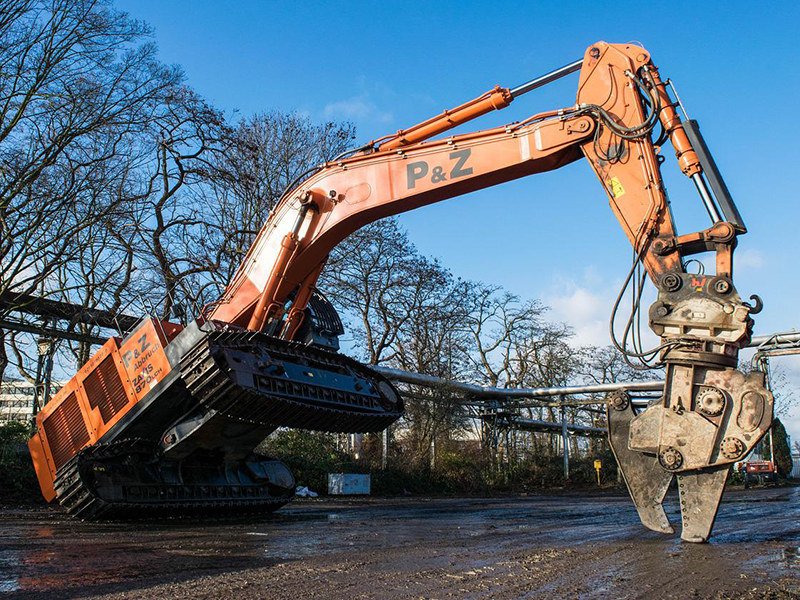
top-left (677, 466), bottom-right (731, 543)
top-left (607, 399), bottom-right (674, 534)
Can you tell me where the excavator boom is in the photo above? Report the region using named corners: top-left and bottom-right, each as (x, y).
top-left (210, 43), bottom-right (684, 329)
top-left (29, 42), bottom-right (772, 542)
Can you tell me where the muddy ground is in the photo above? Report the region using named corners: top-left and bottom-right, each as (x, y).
top-left (1, 485), bottom-right (799, 599)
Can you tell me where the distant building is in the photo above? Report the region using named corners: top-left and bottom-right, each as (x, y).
top-left (0, 381), bottom-right (64, 423)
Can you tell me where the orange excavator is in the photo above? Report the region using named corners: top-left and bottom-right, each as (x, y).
top-left (28, 42), bottom-right (772, 542)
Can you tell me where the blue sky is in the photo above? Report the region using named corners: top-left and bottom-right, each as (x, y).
top-left (116, 0), bottom-right (800, 440)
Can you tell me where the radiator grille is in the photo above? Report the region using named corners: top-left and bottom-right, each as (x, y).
top-left (83, 355), bottom-right (128, 423)
top-left (42, 392), bottom-right (89, 470)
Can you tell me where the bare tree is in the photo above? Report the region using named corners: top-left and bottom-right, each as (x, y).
top-left (321, 218), bottom-right (419, 365)
top-left (389, 258), bottom-right (474, 467)
top-left (178, 112), bottom-right (356, 307)
top-left (319, 215), bottom-right (480, 466)
top-left (0, 19), bottom-right (357, 381)
top-left (464, 284), bottom-right (573, 389)
top-left (764, 364), bottom-right (797, 419)
top-left (0, 0), bottom-right (184, 316)
top-left (0, 0), bottom-right (196, 384)
top-left (54, 215), bottom-right (138, 366)
top-left (460, 284), bottom-right (575, 458)
top-left (130, 91), bottom-right (231, 318)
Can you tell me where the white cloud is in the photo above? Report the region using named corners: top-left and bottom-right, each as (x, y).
top-left (736, 248), bottom-right (765, 270)
top-left (545, 276), bottom-right (616, 348)
top-left (552, 286), bottom-right (604, 325)
top-left (545, 268), bottom-right (659, 350)
top-left (581, 264), bottom-right (605, 287)
top-left (323, 93), bottom-right (393, 123)
top-left (546, 285), bottom-right (615, 348)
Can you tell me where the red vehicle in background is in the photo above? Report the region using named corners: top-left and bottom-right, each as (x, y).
top-left (739, 460), bottom-right (778, 487)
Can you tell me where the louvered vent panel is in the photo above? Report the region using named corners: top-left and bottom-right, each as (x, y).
top-left (42, 393), bottom-right (89, 470)
top-left (84, 355), bottom-right (128, 423)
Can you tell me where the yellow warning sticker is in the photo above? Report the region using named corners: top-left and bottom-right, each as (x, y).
top-left (608, 176), bottom-right (626, 198)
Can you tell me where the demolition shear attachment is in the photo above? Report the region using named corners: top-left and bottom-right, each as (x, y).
top-left (606, 359), bottom-right (772, 543)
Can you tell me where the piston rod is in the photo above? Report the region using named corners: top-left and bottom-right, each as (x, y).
top-left (510, 59), bottom-right (583, 98)
top-left (691, 173), bottom-right (723, 223)
top-left (379, 57), bottom-right (583, 151)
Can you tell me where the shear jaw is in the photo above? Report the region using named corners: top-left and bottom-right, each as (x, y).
top-left (607, 395), bottom-right (728, 543)
top-left (607, 392), bottom-right (674, 535)
top-left (607, 366), bottom-right (771, 543)
top-left (675, 466), bottom-right (730, 542)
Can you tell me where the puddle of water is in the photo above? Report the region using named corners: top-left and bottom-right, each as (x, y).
top-left (725, 497), bottom-right (792, 504)
top-left (0, 576), bottom-right (21, 593)
top-left (783, 546), bottom-right (800, 567)
top-left (262, 532), bottom-right (333, 559)
top-left (0, 579), bottom-right (21, 593)
top-left (0, 549), bottom-right (22, 592)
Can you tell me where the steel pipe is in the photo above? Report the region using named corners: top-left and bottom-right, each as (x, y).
top-left (375, 328), bottom-right (800, 401)
top-left (371, 365), bottom-right (662, 399)
top-left (748, 331), bottom-right (800, 347)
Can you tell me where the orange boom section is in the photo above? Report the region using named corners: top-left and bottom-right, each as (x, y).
top-left (209, 43), bottom-right (683, 332)
top-left (28, 319), bottom-right (179, 501)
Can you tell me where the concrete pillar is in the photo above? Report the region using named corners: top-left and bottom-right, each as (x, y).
top-left (382, 425), bottom-right (390, 470)
top-left (560, 397), bottom-right (569, 479)
top-left (32, 333), bottom-right (55, 419)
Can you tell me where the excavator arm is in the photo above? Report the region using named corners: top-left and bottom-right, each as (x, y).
top-left (208, 43), bottom-right (720, 330)
top-left (210, 43), bottom-right (683, 329)
top-left (209, 42), bottom-right (773, 542)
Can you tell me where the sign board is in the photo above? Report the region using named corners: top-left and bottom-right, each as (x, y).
top-left (118, 319), bottom-right (172, 402)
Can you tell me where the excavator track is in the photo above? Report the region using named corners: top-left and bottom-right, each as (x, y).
top-left (177, 326), bottom-right (403, 434)
top-left (53, 439), bottom-right (294, 521)
top-left (48, 324), bottom-right (402, 521)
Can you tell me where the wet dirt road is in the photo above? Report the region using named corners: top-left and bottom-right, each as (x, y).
top-left (1, 486), bottom-right (799, 600)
